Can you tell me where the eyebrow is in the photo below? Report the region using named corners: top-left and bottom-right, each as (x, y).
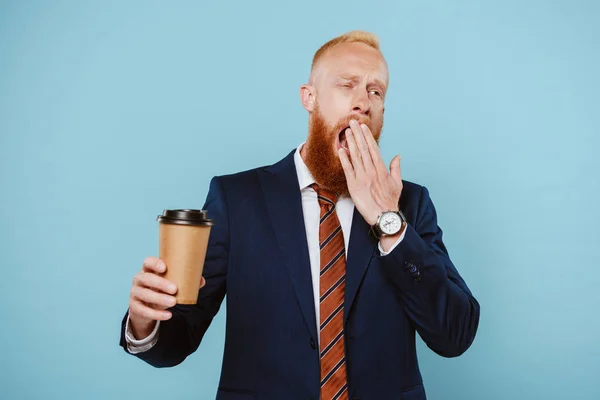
top-left (337, 74), bottom-right (387, 90)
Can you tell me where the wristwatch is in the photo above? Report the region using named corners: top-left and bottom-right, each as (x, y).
top-left (370, 210), bottom-right (407, 239)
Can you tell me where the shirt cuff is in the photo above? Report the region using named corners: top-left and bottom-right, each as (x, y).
top-left (378, 225), bottom-right (407, 256)
top-left (124, 315), bottom-right (160, 354)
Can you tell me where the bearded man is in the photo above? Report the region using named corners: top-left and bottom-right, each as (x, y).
top-left (119, 31), bottom-right (480, 400)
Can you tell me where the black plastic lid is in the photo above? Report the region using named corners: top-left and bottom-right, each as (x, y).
top-left (156, 209), bottom-right (214, 226)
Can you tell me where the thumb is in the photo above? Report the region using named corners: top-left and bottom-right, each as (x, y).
top-left (390, 155), bottom-right (402, 185)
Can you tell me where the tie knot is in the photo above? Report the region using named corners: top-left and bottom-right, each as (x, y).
top-left (311, 183), bottom-right (339, 206)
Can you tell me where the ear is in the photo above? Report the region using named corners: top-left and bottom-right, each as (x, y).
top-left (300, 84), bottom-right (316, 112)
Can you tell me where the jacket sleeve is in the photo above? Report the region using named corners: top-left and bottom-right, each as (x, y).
top-left (376, 185), bottom-right (480, 358)
top-left (118, 176), bottom-right (229, 367)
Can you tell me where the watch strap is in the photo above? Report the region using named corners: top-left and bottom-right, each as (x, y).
top-left (369, 222), bottom-right (384, 239)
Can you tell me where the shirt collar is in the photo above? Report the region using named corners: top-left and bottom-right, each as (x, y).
top-left (293, 142), bottom-right (316, 191)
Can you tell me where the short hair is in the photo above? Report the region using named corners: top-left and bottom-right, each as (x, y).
top-left (310, 30), bottom-right (382, 75)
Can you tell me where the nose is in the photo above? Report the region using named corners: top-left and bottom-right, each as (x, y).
top-left (351, 89), bottom-right (371, 116)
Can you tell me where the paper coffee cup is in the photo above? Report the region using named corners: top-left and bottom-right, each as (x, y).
top-left (157, 209), bottom-right (214, 304)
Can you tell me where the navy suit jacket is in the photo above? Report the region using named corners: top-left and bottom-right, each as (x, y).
top-left (119, 149), bottom-right (480, 400)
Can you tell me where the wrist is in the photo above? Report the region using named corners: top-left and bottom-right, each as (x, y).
top-left (379, 222), bottom-right (406, 252)
top-left (130, 317), bottom-right (156, 340)
top-left (370, 208), bottom-right (405, 238)
top-left (367, 206), bottom-right (399, 226)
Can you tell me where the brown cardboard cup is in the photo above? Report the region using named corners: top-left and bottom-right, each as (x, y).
top-left (157, 209), bottom-right (214, 304)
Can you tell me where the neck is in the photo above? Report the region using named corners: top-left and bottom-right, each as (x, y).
top-left (299, 141), bottom-right (308, 161)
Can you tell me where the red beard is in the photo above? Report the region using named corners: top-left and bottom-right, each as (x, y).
top-left (303, 103), bottom-right (383, 197)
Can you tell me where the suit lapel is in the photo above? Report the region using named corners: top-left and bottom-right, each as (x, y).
top-left (258, 150), bottom-right (318, 340)
top-left (344, 207), bottom-right (378, 324)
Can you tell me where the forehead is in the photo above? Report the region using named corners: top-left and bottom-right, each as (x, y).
top-left (318, 42), bottom-right (389, 85)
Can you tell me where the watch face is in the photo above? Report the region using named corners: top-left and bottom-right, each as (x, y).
top-left (380, 212), bottom-right (402, 235)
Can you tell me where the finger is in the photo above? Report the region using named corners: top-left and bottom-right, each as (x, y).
top-left (134, 272), bottom-right (178, 295)
top-left (200, 276), bottom-right (206, 289)
top-left (130, 299), bottom-right (173, 321)
top-left (390, 155), bottom-right (402, 186)
top-left (132, 286), bottom-right (177, 309)
top-left (350, 120), bottom-right (373, 173)
top-left (338, 148), bottom-right (355, 180)
top-left (142, 257), bottom-right (166, 274)
top-left (362, 124), bottom-right (387, 175)
top-left (345, 127), bottom-right (364, 174)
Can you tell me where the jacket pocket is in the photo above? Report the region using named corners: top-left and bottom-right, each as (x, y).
top-left (401, 384), bottom-right (426, 400)
top-left (216, 388), bottom-right (256, 400)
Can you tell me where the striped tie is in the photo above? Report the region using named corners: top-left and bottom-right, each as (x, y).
top-left (312, 184), bottom-right (349, 400)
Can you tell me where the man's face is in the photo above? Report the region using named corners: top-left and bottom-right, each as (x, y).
top-left (302, 41), bottom-right (389, 196)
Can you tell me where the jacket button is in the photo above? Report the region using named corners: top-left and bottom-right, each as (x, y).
top-left (310, 338), bottom-right (316, 349)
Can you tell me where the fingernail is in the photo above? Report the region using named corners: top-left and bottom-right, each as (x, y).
top-left (350, 119), bottom-right (357, 126)
top-left (158, 261), bottom-right (165, 272)
top-left (168, 284), bottom-right (176, 293)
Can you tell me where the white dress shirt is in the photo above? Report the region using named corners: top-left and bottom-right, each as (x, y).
top-left (125, 143), bottom-right (405, 352)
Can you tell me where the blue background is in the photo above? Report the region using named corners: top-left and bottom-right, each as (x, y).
top-left (1, 1), bottom-right (599, 399)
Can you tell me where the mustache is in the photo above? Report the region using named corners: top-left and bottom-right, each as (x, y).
top-left (333, 114), bottom-right (373, 133)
